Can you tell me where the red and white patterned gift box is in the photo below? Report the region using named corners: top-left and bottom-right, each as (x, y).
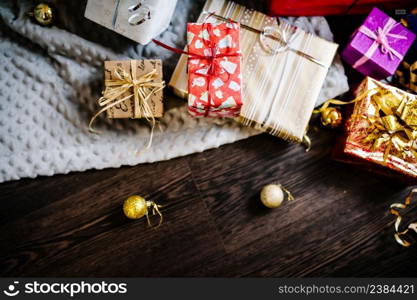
top-left (187, 22), bottom-right (243, 117)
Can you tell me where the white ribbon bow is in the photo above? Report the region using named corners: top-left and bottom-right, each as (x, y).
top-left (353, 18), bottom-right (407, 69)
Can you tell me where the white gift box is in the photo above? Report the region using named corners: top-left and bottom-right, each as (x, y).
top-left (84, 0), bottom-right (178, 45)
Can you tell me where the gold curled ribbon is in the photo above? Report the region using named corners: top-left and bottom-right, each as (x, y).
top-left (89, 60), bottom-right (165, 148)
top-left (313, 90), bottom-right (372, 116)
top-left (146, 201), bottom-right (163, 229)
top-left (390, 188), bottom-right (417, 247)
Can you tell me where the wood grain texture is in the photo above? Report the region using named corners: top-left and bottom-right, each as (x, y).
top-left (1, 127), bottom-right (416, 277)
top-left (1, 14), bottom-right (417, 277)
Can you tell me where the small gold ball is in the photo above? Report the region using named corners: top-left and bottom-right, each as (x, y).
top-left (321, 107), bottom-right (342, 128)
top-left (33, 3), bottom-right (54, 26)
top-left (260, 184), bottom-right (284, 208)
top-left (123, 195), bottom-right (148, 219)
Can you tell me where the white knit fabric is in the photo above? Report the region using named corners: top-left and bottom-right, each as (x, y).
top-left (0, 0), bottom-right (348, 182)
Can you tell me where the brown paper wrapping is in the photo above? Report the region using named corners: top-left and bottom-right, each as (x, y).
top-left (104, 59), bottom-right (163, 118)
top-left (168, 0), bottom-right (337, 142)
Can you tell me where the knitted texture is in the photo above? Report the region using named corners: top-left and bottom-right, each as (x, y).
top-left (0, 0), bottom-right (348, 182)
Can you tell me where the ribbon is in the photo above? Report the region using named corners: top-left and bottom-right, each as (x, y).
top-left (152, 21), bottom-right (240, 116)
top-left (206, 13), bottom-right (326, 67)
top-left (89, 60), bottom-right (165, 148)
top-left (352, 18), bottom-right (408, 69)
top-left (390, 188), bottom-right (417, 247)
top-left (360, 90), bottom-right (417, 162)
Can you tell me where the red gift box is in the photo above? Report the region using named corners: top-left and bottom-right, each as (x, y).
top-left (268, 0), bottom-right (416, 16)
top-left (186, 22), bottom-right (243, 117)
top-left (332, 77), bottom-right (417, 184)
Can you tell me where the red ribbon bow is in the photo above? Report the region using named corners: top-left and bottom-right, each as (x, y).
top-left (152, 21), bottom-right (241, 116)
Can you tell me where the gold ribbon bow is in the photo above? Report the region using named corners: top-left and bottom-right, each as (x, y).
top-left (390, 188), bottom-right (417, 247)
top-left (89, 60), bottom-right (165, 148)
top-left (361, 90), bottom-right (417, 162)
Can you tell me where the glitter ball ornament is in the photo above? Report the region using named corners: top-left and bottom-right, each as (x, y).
top-left (31, 3), bottom-right (54, 26)
top-left (320, 107), bottom-right (342, 128)
top-left (260, 184), bottom-right (294, 208)
top-left (123, 195), bottom-right (163, 227)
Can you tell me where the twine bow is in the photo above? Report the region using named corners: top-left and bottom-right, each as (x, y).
top-left (390, 188), bottom-right (417, 247)
top-left (89, 60), bottom-right (165, 148)
top-left (353, 18), bottom-right (407, 69)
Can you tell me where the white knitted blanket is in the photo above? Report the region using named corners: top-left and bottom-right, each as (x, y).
top-left (0, 0), bottom-right (348, 182)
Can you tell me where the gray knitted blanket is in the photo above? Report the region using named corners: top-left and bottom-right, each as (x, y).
top-left (0, 0), bottom-right (348, 182)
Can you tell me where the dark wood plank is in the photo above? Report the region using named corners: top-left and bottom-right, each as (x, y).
top-left (1, 125), bottom-right (416, 277)
top-left (0, 157), bottom-right (227, 277)
top-left (187, 128), bottom-right (416, 277)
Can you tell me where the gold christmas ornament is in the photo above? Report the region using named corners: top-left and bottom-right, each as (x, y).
top-left (30, 3), bottom-right (54, 26)
top-left (320, 107), bottom-right (342, 128)
top-left (260, 184), bottom-right (294, 208)
top-left (123, 195), bottom-right (163, 227)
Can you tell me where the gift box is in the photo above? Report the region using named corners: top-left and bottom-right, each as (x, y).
top-left (100, 59), bottom-right (164, 119)
top-left (341, 7), bottom-right (416, 80)
top-left (84, 0), bottom-right (177, 45)
top-left (268, 0), bottom-right (417, 16)
top-left (335, 77), bottom-right (417, 181)
top-left (169, 0), bottom-right (338, 142)
top-left (186, 22), bottom-right (242, 117)
top-left (104, 59), bottom-right (164, 119)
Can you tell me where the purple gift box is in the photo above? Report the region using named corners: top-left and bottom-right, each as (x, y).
top-left (341, 7), bottom-right (416, 80)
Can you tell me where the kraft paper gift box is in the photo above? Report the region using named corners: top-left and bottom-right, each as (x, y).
top-left (341, 7), bottom-right (416, 80)
top-left (267, 0), bottom-right (417, 16)
top-left (169, 0), bottom-right (338, 143)
top-left (84, 0), bottom-right (177, 45)
top-left (187, 22), bottom-right (243, 117)
top-left (333, 77), bottom-right (417, 182)
top-left (103, 59), bottom-right (164, 119)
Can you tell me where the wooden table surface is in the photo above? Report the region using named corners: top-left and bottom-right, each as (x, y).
top-left (1, 13), bottom-right (417, 277)
top-left (1, 127), bottom-right (417, 277)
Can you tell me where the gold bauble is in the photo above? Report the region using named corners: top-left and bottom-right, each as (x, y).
top-left (260, 184), bottom-right (285, 208)
top-left (32, 3), bottom-right (54, 26)
top-left (320, 107), bottom-right (342, 128)
top-left (123, 195), bottom-right (148, 219)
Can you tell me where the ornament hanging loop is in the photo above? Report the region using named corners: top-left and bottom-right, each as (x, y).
top-left (145, 201), bottom-right (163, 229)
top-left (280, 184), bottom-right (295, 201)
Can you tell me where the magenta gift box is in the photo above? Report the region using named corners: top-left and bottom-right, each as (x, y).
top-left (341, 7), bottom-right (415, 80)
